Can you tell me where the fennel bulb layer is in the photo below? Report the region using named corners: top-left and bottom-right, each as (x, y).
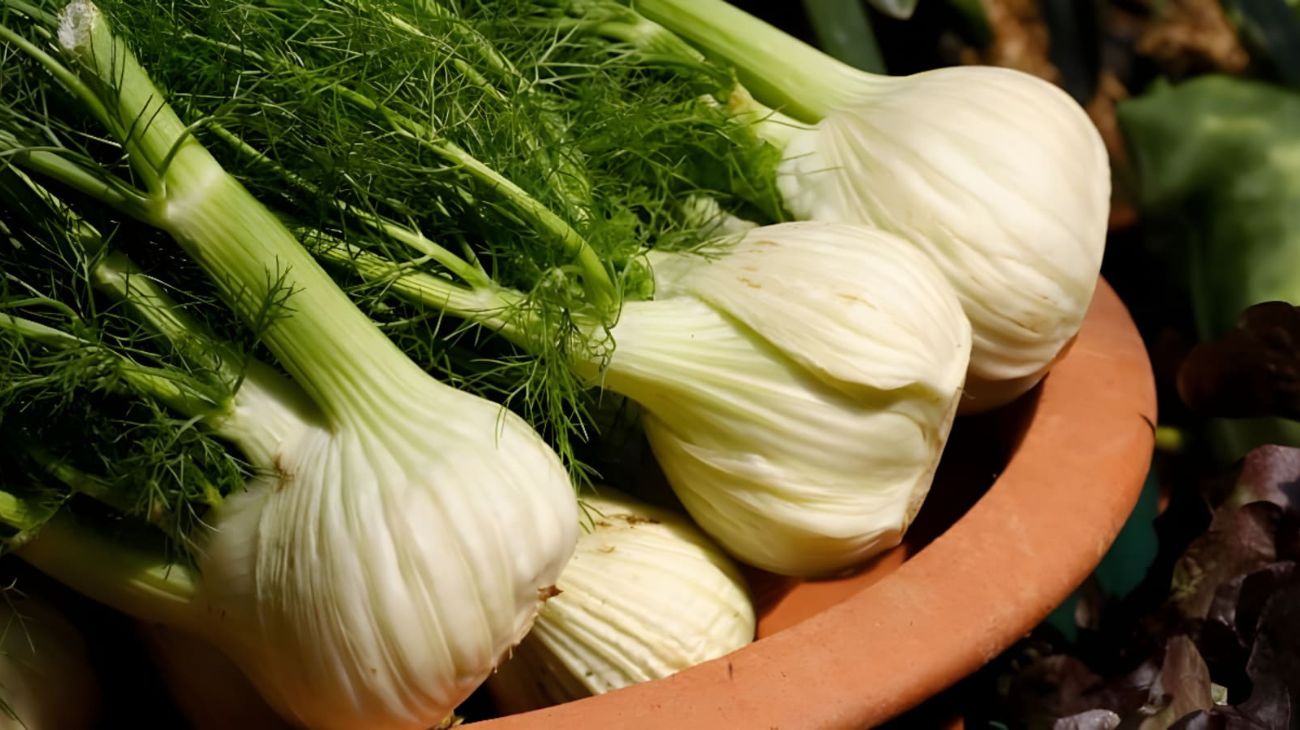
top-left (487, 488), bottom-right (754, 712)
top-left (600, 222), bottom-right (971, 576)
top-left (774, 67), bottom-right (1109, 410)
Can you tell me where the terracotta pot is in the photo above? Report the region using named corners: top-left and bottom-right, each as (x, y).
top-left (475, 279), bottom-right (1156, 729)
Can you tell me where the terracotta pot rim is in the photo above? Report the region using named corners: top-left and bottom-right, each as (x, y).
top-left (476, 278), bottom-right (1156, 729)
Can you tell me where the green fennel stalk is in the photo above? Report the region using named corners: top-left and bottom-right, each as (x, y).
top-left (629, 0), bottom-right (857, 122)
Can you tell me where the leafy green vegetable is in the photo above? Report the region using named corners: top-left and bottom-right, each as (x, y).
top-left (1120, 75), bottom-right (1300, 458)
top-left (975, 445), bottom-right (1300, 729)
top-left (1177, 302), bottom-right (1300, 422)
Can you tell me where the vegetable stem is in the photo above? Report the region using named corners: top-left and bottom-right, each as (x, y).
top-left (13, 510), bottom-right (200, 630)
top-left (91, 253), bottom-right (240, 382)
top-left (393, 0), bottom-right (596, 219)
top-left (324, 83), bottom-right (617, 312)
top-left (631, 0), bottom-right (861, 122)
top-left (0, 311), bottom-right (81, 349)
top-left (583, 10), bottom-right (805, 149)
top-left (585, 12), bottom-right (709, 69)
top-left (210, 124), bottom-right (491, 289)
top-left (88, 251), bottom-right (318, 465)
top-left (0, 489), bottom-right (51, 539)
top-left (3, 0), bottom-right (55, 25)
top-left (315, 243), bottom-right (540, 349)
top-left (316, 244), bottom-right (616, 383)
top-left (44, 1), bottom-right (442, 430)
top-left (27, 448), bottom-right (136, 518)
top-left (402, 0), bottom-right (521, 85)
top-left (0, 142), bottom-right (157, 223)
top-left (0, 312), bottom-right (222, 418)
top-left (2, 170), bottom-right (229, 380)
top-left (378, 0), bottom-right (520, 94)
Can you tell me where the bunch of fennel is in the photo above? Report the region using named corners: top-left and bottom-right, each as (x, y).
top-left (107, 0), bottom-right (972, 577)
top-left (0, 0), bottom-right (1109, 721)
top-left (0, 3), bottom-right (578, 728)
top-left (561, 0), bottom-right (1110, 411)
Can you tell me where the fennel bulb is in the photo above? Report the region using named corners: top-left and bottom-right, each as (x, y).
top-left (487, 488), bottom-right (754, 712)
top-left (632, 0), bottom-right (1111, 411)
top-left (0, 4), bottom-right (580, 728)
top-left (0, 591), bottom-right (100, 730)
top-left (196, 403), bottom-right (577, 729)
top-left (598, 222), bottom-right (971, 575)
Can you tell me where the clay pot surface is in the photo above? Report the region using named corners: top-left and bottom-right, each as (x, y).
top-left (476, 279), bottom-right (1156, 729)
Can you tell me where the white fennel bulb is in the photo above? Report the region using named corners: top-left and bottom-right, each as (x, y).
top-left (487, 488), bottom-right (754, 712)
top-left (197, 392), bottom-right (578, 730)
top-left (771, 68), bottom-right (1108, 409)
top-left (635, 0), bottom-right (1110, 411)
top-left (0, 592), bottom-right (99, 730)
top-left (595, 222), bottom-right (970, 575)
